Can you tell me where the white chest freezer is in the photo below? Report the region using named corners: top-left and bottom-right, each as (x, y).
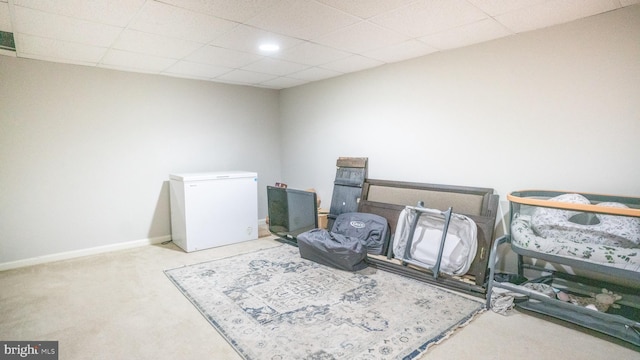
top-left (169, 171), bottom-right (258, 252)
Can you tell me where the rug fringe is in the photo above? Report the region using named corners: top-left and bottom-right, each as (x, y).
top-left (413, 307), bottom-right (486, 359)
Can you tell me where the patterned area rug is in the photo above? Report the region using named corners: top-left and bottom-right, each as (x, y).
top-left (165, 245), bottom-right (484, 360)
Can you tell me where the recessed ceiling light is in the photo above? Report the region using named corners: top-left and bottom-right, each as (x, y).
top-left (259, 43), bottom-right (280, 52)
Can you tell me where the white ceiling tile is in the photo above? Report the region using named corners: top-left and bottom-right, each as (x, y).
top-left (371, 0), bottom-right (488, 37)
top-left (314, 21), bottom-right (409, 53)
top-left (112, 29), bottom-right (204, 59)
top-left (495, 0), bottom-right (621, 33)
top-left (241, 57), bottom-right (309, 76)
top-left (363, 39), bottom-right (438, 63)
top-left (100, 49), bottom-right (177, 72)
top-left (3, 0), bottom-right (630, 89)
top-left (276, 42), bottom-right (351, 66)
top-left (420, 19), bottom-right (512, 50)
top-left (186, 45), bottom-right (263, 68)
top-left (316, 0), bottom-right (415, 19)
top-left (289, 66), bottom-right (343, 81)
top-left (129, 1), bottom-right (237, 44)
top-left (13, 0), bottom-right (146, 27)
top-left (215, 69), bottom-right (278, 84)
top-left (163, 60), bottom-right (232, 79)
top-left (259, 76), bottom-right (308, 89)
top-left (14, 6), bottom-right (122, 47)
top-left (16, 33), bottom-right (106, 63)
top-left (245, 0), bottom-right (360, 39)
top-left (466, 0), bottom-right (548, 17)
top-left (162, 72), bottom-right (209, 81)
top-left (0, 2), bottom-right (11, 32)
top-left (159, 0), bottom-right (280, 23)
top-left (252, 83), bottom-right (280, 89)
top-left (209, 24), bottom-right (302, 54)
top-left (319, 54), bottom-right (383, 73)
top-left (17, 52), bottom-right (97, 65)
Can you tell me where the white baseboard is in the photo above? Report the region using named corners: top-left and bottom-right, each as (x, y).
top-left (0, 235), bottom-right (171, 272)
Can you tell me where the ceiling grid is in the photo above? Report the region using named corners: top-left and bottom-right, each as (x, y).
top-left (0, 0), bottom-right (636, 89)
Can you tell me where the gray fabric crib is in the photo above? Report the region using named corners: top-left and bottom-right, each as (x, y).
top-left (486, 190), bottom-right (640, 346)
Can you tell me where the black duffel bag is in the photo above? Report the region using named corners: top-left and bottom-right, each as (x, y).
top-left (297, 228), bottom-right (367, 271)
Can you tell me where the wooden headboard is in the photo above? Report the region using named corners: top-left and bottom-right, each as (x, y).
top-left (358, 179), bottom-right (499, 291)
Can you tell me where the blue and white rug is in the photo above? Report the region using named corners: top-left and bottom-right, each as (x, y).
top-left (165, 245), bottom-right (484, 360)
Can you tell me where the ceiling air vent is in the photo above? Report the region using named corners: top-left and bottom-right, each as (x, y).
top-left (0, 31), bottom-right (16, 52)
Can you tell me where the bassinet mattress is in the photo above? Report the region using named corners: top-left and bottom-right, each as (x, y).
top-left (511, 213), bottom-right (640, 272)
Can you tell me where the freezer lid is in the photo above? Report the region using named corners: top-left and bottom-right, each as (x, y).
top-left (170, 171), bottom-right (258, 182)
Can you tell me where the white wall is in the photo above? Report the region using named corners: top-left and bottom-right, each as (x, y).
top-left (279, 6), bottom-right (640, 213)
top-left (2, 5), bottom-right (639, 267)
top-left (0, 57), bottom-right (281, 264)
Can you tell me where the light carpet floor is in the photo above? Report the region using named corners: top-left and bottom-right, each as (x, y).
top-left (0, 237), bottom-right (638, 360)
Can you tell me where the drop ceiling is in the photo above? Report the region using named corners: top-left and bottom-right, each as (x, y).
top-left (0, 0), bottom-right (637, 89)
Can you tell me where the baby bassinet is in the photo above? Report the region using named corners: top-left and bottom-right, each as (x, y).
top-left (486, 190), bottom-right (640, 346)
